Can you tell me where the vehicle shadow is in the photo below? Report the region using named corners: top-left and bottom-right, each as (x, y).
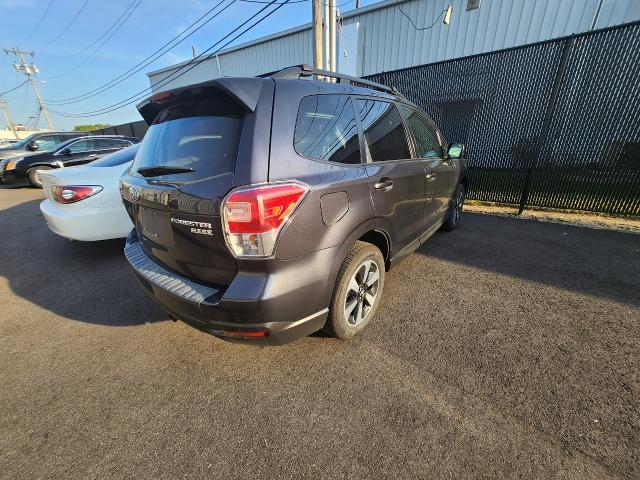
top-left (416, 212), bottom-right (640, 308)
top-left (0, 197), bottom-right (167, 326)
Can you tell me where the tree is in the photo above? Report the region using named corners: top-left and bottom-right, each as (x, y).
top-left (73, 124), bottom-right (112, 131)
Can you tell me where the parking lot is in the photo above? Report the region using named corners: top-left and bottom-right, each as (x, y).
top-left (1, 186), bottom-right (638, 479)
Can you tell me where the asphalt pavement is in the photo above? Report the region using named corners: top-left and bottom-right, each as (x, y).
top-left (1, 186), bottom-right (638, 479)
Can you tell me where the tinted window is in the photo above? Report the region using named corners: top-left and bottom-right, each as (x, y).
top-left (355, 99), bottom-right (410, 161)
top-left (95, 138), bottom-right (129, 149)
top-left (67, 139), bottom-right (96, 153)
top-left (294, 94), bottom-right (360, 164)
top-left (89, 145), bottom-right (139, 167)
top-left (399, 105), bottom-right (442, 158)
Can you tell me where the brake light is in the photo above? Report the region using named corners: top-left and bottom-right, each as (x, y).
top-left (222, 182), bottom-right (308, 257)
top-left (151, 91), bottom-right (172, 102)
top-left (51, 185), bottom-right (102, 204)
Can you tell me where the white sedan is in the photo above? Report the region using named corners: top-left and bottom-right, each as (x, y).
top-left (39, 145), bottom-right (138, 241)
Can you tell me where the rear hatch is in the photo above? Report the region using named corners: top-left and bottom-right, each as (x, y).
top-left (121, 81), bottom-right (266, 287)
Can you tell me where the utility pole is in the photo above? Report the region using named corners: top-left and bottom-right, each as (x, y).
top-left (3, 47), bottom-right (54, 131)
top-left (0, 96), bottom-right (19, 139)
top-left (312, 0), bottom-right (323, 74)
top-left (329, 0), bottom-right (336, 73)
top-left (323, 0), bottom-right (330, 71)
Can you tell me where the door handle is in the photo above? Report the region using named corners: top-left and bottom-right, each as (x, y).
top-left (374, 178), bottom-right (393, 191)
top-left (426, 173), bottom-right (436, 181)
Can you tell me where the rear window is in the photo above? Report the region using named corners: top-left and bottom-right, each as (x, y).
top-left (294, 94), bottom-right (361, 164)
top-left (89, 145), bottom-right (139, 167)
top-left (131, 97), bottom-right (243, 182)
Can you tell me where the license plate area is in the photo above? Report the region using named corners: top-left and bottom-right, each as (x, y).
top-left (138, 205), bottom-right (173, 247)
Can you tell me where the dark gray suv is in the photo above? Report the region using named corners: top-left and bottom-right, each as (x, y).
top-left (120, 66), bottom-right (468, 345)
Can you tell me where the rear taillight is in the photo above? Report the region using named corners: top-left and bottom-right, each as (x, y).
top-left (222, 182), bottom-right (309, 258)
top-left (51, 185), bottom-right (102, 204)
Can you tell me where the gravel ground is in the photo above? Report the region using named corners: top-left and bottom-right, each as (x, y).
top-left (1, 187), bottom-right (638, 480)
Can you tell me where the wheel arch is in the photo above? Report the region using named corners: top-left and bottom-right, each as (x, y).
top-left (357, 229), bottom-right (391, 271)
top-left (25, 161), bottom-right (58, 171)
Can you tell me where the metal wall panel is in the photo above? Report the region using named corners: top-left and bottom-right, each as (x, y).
top-left (148, 0), bottom-right (640, 91)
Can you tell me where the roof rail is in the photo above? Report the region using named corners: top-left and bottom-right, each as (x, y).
top-left (267, 64), bottom-right (404, 97)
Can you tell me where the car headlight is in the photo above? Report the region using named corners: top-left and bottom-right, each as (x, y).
top-left (5, 157), bottom-right (23, 170)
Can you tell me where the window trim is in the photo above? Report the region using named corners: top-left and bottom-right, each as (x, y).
top-left (353, 95), bottom-right (415, 164)
top-left (292, 93), bottom-right (365, 167)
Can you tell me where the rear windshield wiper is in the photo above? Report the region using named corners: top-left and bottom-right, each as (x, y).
top-left (137, 166), bottom-right (194, 177)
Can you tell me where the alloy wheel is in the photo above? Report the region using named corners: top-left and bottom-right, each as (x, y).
top-left (344, 259), bottom-right (380, 326)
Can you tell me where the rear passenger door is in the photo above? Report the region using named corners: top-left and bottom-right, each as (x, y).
top-left (355, 98), bottom-right (426, 256)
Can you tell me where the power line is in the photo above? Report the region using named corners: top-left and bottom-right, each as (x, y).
top-left (47, 0), bottom-right (288, 117)
top-left (44, 0), bottom-right (90, 46)
top-left (397, 4), bottom-right (448, 31)
top-left (45, 0), bottom-right (235, 105)
top-left (46, 0), bottom-right (292, 118)
top-left (0, 79), bottom-right (29, 95)
top-left (53, 0), bottom-right (139, 62)
top-left (21, 0), bottom-right (54, 45)
top-left (45, 0), bottom-right (143, 80)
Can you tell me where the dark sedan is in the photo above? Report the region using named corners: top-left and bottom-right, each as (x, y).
top-left (0, 131), bottom-right (88, 160)
top-left (0, 135), bottom-right (140, 188)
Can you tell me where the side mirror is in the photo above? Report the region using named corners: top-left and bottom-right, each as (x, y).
top-left (27, 142), bottom-right (39, 152)
top-left (447, 143), bottom-right (464, 159)
top-left (59, 147), bottom-right (72, 155)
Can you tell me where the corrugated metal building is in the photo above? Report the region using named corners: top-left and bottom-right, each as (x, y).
top-left (147, 0), bottom-right (640, 92)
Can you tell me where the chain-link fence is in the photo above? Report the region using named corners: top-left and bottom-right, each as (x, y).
top-left (367, 22), bottom-right (640, 216)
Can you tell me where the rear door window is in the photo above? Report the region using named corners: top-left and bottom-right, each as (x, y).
top-left (354, 99), bottom-right (411, 162)
top-left (132, 97), bottom-right (243, 182)
top-left (294, 94), bottom-right (361, 164)
top-left (398, 105), bottom-right (443, 158)
top-left (95, 138), bottom-right (130, 150)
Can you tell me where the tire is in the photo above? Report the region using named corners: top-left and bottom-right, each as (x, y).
top-left (441, 183), bottom-right (465, 232)
top-left (324, 241), bottom-right (385, 340)
top-left (27, 166), bottom-right (52, 188)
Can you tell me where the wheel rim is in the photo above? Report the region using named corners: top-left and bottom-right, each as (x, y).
top-left (453, 190), bottom-right (464, 223)
top-left (31, 168), bottom-right (46, 186)
top-left (344, 259), bottom-right (380, 326)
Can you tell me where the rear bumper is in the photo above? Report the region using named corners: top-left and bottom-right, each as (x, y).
top-left (40, 199), bottom-right (133, 241)
top-left (124, 231), bottom-right (335, 345)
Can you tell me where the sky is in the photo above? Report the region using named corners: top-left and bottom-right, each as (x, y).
top-left (0, 0), bottom-right (379, 131)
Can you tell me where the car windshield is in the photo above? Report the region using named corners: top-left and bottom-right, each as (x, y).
top-left (89, 144), bottom-right (139, 167)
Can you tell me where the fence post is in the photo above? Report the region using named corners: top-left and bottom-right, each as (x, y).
top-left (518, 38), bottom-right (575, 214)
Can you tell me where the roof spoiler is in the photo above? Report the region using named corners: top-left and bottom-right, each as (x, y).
top-left (136, 77), bottom-right (266, 125)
